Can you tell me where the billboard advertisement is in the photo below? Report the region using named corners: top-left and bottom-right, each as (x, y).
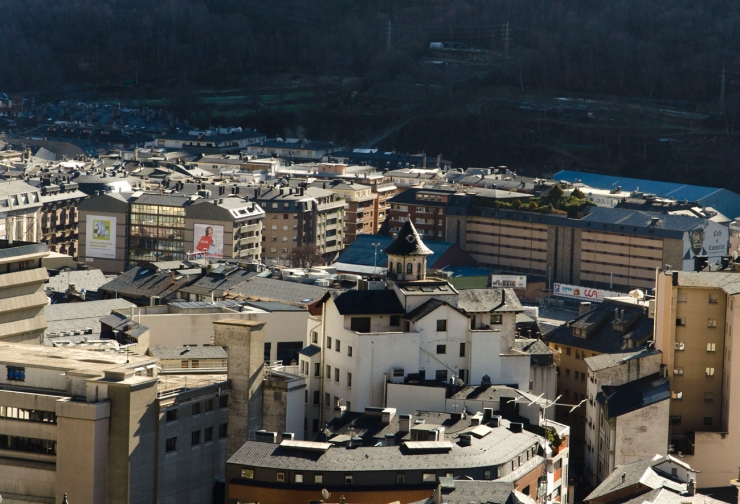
top-left (682, 221), bottom-right (728, 271)
top-left (491, 274), bottom-right (527, 289)
top-left (86, 215), bottom-right (117, 259)
top-left (553, 283), bottom-right (626, 302)
top-left (194, 223), bottom-right (224, 258)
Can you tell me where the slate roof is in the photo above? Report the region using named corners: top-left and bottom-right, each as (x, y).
top-left (99, 312), bottom-right (149, 339)
top-left (148, 346), bottom-right (227, 360)
top-left (298, 344), bottom-right (321, 357)
top-left (672, 270), bottom-right (740, 295)
top-left (230, 414), bottom-right (542, 473)
top-left (226, 276), bottom-right (338, 304)
top-left (177, 269), bottom-right (255, 296)
top-left (404, 298), bottom-right (450, 322)
top-left (409, 480), bottom-right (534, 504)
top-left (44, 298), bottom-right (135, 337)
top-left (243, 301), bottom-right (306, 312)
top-left (512, 338), bottom-right (552, 356)
top-left (585, 348), bottom-right (660, 372)
top-left (45, 269), bottom-right (109, 294)
top-left (331, 289), bottom-right (405, 315)
top-left (545, 300), bottom-right (654, 353)
top-left (383, 221), bottom-right (434, 257)
top-left (99, 267), bottom-right (195, 303)
top-left (585, 455), bottom-right (687, 503)
top-left (457, 289), bottom-right (523, 313)
top-left (449, 385), bottom-right (525, 402)
top-left (598, 374), bottom-right (670, 419)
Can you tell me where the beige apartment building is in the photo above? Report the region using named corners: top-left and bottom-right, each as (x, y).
top-left (0, 342), bottom-right (230, 504)
top-left (446, 197), bottom-right (726, 291)
top-left (653, 269), bottom-right (740, 487)
top-left (250, 186), bottom-right (345, 265)
top-left (313, 180), bottom-right (377, 244)
top-left (0, 240), bottom-right (50, 344)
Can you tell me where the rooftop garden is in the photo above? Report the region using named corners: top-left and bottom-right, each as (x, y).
top-left (473, 186), bottom-right (595, 217)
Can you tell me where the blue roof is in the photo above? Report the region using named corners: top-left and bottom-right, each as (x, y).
top-left (554, 170), bottom-right (740, 219)
top-left (337, 234), bottom-right (452, 269)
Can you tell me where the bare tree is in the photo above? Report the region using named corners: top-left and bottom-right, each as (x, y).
top-left (288, 244), bottom-right (324, 269)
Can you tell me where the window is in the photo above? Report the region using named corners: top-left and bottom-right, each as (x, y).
top-left (311, 331), bottom-right (318, 344)
top-left (670, 416), bottom-right (682, 425)
top-left (423, 473), bottom-right (436, 482)
top-left (706, 367), bottom-right (715, 377)
top-left (707, 343), bottom-right (716, 352)
top-left (436, 369), bottom-right (448, 381)
top-left (220, 395), bottom-right (229, 408)
top-left (407, 263), bottom-right (413, 274)
top-left (334, 368), bottom-right (340, 382)
top-left (490, 314), bottom-right (502, 325)
top-left (350, 317), bottom-right (371, 333)
top-left (166, 409), bottom-right (178, 422)
top-left (397, 473), bottom-right (406, 483)
top-left (277, 472), bottom-right (285, 482)
top-left (345, 475), bottom-right (353, 485)
top-left (566, 347), bottom-right (571, 356)
top-left (314, 391), bottom-right (319, 405)
top-left (264, 342), bottom-right (272, 361)
top-left (204, 427), bottom-right (214, 442)
top-left (459, 343), bottom-right (466, 357)
top-left (312, 419), bottom-right (319, 432)
top-left (436, 344), bottom-right (446, 354)
top-left (348, 346), bottom-right (353, 357)
top-left (205, 399), bottom-right (214, 411)
top-left (675, 342), bottom-right (685, 351)
top-left (315, 474), bottom-right (323, 484)
top-left (704, 417), bottom-right (713, 426)
top-left (192, 402), bottom-right (202, 415)
top-left (458, 369), bottom-right (465, 382)
top-left (219, 423), bottom-right (228, 438)
top-left (327, 336), bottom-right (332, 348)
top-left (574, 371), bottom-right (579, 380)
top-left (295, 473), bottom-right (304, 483)
top-left (347, 372), bottom-right (352, 387)
top-left (241, 468), bottom-right (254, 479)
top-left (709, 295), bottom-right (718, 304)
top-left (705, 392), bottom-right (714, 403)
top-left (325, 393), bottom-right (331, 407)
top-left (708, 319), bottom-right (717, 328)
top-left (165, 436), bottom-right (178, 453)
top-left (575, 351), bottom-right (580, 359)
top-left (437, 320), bottom-right (447, 331)
top-left (314, 363), bottom-right (320, 377)
top-left (566, 369), bottom-right (571, 377)
top-left (581, 373), bottom-right (586, 382)
top-left (390, 315), bottom-right (400, 326)
top-left (677, 293), bottom-right (687, 302)
top-left (191, 430), bottom-right (201, 446)
top-left (676, 318), bottom-right (686, 327)
top-left (326, 365), bottom-right (331, 379)
top-left (335, 339), bottom-right (341, 352)
top-left (6, 366), bottom-right (25, 381)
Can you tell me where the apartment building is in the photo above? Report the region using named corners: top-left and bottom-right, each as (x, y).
top-left (312, 180), bottom-right (377, 244)
top-left (249, 185), bottom-right (345, 265)
top-left (653, 269), bottom-right (740, 487)
top-left (0, 342), bottom-right (230, 504)
top-left (78, 192), bottom-right (264, 272)
top-left (545, 300), bottom-right (654, 472)
top-left (35, 180), bottom-right (87, 259)
top-left (388, 186), bottom-right (457, 241)
top-left (583, 349), bottom-right (668, 486)
top-left (446, 197), bottom-right (728, 291)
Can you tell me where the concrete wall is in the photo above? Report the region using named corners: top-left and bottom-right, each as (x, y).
top-left (613, 398), bottom-right (669, 468)
top-left (0, 460), bottom-right (55, 504)
top-left (386, 382), bottom-right (446, 415)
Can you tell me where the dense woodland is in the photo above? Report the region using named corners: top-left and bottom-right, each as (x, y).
top-left (1, 0), bottom-right (739, 102)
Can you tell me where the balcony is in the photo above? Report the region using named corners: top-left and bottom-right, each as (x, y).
top-left (240, 236), bottom-right (261, 246)
top-left (240, 223), bottom-right (261, 234)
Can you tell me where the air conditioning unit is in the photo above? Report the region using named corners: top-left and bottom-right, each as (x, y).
top-left (390, 368), bottom-right (405, 384)
top-left (648, 300), bottom-right (655, 319)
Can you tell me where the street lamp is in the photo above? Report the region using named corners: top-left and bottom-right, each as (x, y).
top-left (372, 242), bottom-right (381, 277)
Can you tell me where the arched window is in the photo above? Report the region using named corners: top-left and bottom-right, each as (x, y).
top-left (407, 263), bottom-right (413, 274)
top-left (389, 261), bottom-right (393, 272)
top-left (397, 263), bottom-right (402, 274)
top-left (417, 263), bottom-right (421, 273)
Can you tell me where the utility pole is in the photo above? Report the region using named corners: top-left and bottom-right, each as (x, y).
top-left (503, 21), bottom-right (511, 59)
top-left (387, 21), bottom-right (392, 52)
top-left (721, 67), bottom-right (726, 115)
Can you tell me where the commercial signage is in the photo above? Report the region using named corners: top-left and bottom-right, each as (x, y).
top-left (553, 283), bottom-right (625, 302)
top-left (86, 215), bottom-right (117, 259)
top-left (682, 221), bottom-right (728, 271)
top-left (194, 223), bottom-right (224, 258)
top-left (491, 274), bottom-right (527, 289)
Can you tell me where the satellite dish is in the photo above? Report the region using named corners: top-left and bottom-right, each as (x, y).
top-left (322, 489), bottom-right (331, 500)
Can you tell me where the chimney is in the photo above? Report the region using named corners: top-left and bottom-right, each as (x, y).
top-left (459, 434), bottom-right (472, 447)
top-left (384, 433), bottom-right (395, 446)
top-left (399, 414), bottom-right (412, 432)
top-left (621, 473), bottom-right (626, 484)
top-left (687, 479), bottom-right (696, 496)
top-left (451, 411), bottom-right (462, 422)
top-left (672, 271), bottom-right (679, 286)
top-left (579, 302), bottom-right (592, 315)
top-left (381, 408), bottom-right (396, 424)
top-left (422, 155), bottom-right (427, 169)
top-left (509, 422), bottom-right (523, 433)
top-left (490, 415), bottom-right (501, 427)
top-left (483, 408), bottom-right (493, 422)
top-left (334, 406), bottom-right (346, 419)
